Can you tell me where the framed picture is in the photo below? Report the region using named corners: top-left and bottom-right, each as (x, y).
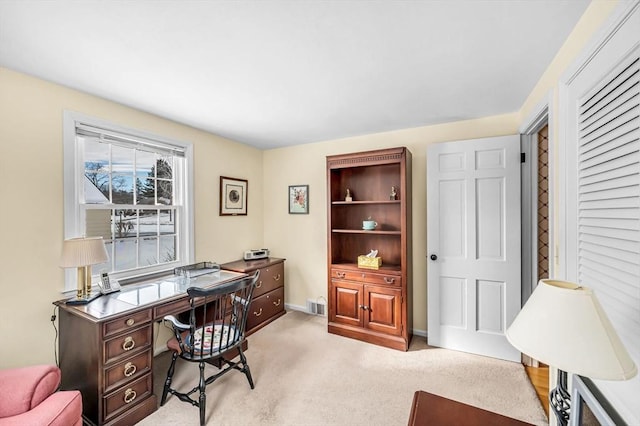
top-left (289, 185), bottom-right (309, 214)
top-left (220, 176), bottom-right (248, 216)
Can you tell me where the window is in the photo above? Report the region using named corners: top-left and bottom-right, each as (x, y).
top-left (63, 112), bottom-right (194, 291)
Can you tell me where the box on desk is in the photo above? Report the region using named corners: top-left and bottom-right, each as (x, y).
top-left (357, 255), bottom-right (382, 270)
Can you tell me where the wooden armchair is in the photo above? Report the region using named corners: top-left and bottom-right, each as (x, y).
top-left (160, 271), bottom-right (259, 425)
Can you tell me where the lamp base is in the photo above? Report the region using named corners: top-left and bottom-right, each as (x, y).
top-left (550, 369), bottom-right (571, 426)
top-left (66, 292), bottom-right (102, 305)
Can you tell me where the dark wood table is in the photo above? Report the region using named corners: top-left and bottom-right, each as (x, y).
top-left (408, 390), bottom-right (534, 426)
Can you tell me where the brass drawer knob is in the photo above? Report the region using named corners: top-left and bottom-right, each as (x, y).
top-left (122, 336), bottom-right (135, 351)
top-left (273, 273), bottom-right (281, 281)
top-left (256, 280), bottom-right (263, 288)
top-left (273, 299), bottom-right (281, 307)
top-left (124, 388), bottom-right (137, 404)
top-left (253, 308), bottom-right (263, 317)
top-left (125, 318), bottom-right (135, 327)
top-left (336, 272), bottom-right (346, 278)
top-left (124, 362), bottom-right (136, 377)
top-left (384, 277), bottom-right (395, 284)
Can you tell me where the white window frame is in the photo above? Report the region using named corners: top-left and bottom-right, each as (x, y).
top-left (63, 111), bottom-right (194, 293)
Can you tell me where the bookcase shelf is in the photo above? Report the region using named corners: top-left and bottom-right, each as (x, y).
top-left (326, 147), bottom-right (412, 351)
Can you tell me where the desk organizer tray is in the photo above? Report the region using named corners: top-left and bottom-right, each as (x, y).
top-left (174, 262), bottom-right (221, 278)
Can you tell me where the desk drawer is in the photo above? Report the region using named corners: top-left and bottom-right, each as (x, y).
top-left (104, 350), bottom-right (152, 394)
top-left (254, 262), bottom-right (284, 298)
top-left (103, 310), bottom-right (152, 338)
top-left (154, 298), bottom-right (192, 319)
top-left (103, 373), bottom-right (152, 422)
top-left (247, 286), bottom-right (284, 331)
top-left (104, 325), bottom-right (152, 365)
top-left (331, 268), bottom-right (401, 287)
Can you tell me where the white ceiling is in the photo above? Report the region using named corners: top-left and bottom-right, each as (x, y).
top-left (0, 1), bottom-right (590, 149)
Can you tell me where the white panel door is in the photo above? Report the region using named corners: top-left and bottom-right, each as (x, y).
top-left (427, 135), bottom-right (521, 362)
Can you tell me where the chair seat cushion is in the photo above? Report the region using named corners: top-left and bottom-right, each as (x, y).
top-left (168, 323), bottom-right (238, 355)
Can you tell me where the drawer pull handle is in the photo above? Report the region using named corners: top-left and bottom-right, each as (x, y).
top-left (125, 318), bottom-right (135, 327)
top-left (384, 277), bottom-right (395, 284)
top-left (256, 280), bottom-right (263, 288)
top-left (273, 273), bottom-right (281, 281)
top-left (273, 299), bottom-right (281, 307)
top-left (253, 308), bottom-right (263, 317)
top-left (336, 272), bottom-right (346, 278)
top-left (124, 362), bottom-right (136, 377)
top-left (124, 388), bottom-right (137, 404)
top-left (122, 336), bottom-right (135, 351)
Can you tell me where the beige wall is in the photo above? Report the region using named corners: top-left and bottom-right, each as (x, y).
top-left (518, 0), bottom-right (619, 279)
top-left (263, 113), bottom-right (520, 333)
top-left (264, 0), bottom-right (619, 334)
top-left (0, 0), bottom-right (617, 368)
top-left (0, 67), bottom-right (264, 368)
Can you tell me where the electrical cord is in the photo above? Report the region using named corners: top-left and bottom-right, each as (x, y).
top-left (51, 305), bottom-right (59, 367)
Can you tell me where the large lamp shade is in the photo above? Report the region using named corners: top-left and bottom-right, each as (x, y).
top-left (60, 237), bottom-right (109, 268)
top-left (60, 237), bottom-right (109, 304)
top-left (506, 279), bottom-right (636, 381)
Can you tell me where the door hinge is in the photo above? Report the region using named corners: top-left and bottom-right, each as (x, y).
top-left (521, 152), bottom-right (526, 163)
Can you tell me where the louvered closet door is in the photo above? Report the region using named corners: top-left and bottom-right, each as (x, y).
top-left (577, 53), bottom-right (639, 358)
top-left (562, 4), bottom-right (639, 423)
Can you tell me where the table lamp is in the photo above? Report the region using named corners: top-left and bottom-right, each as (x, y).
top-left (60, 236), bottom-right (109, 305)
top-left (506, 279), bottom-right (637, 426)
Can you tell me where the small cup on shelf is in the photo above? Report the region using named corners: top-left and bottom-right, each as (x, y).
top-left (362, 220), bottom-right (377, 230)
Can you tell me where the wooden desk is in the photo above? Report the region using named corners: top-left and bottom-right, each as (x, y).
top-left (220, 257), bottom-right (286, 335)
top-left (408, 391), bottom-right (533, 426)
top-left (54, 270), bottom-right (246, 426)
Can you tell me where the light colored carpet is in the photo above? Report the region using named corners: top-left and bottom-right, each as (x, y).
top-left (138, 311), bottom-right (547, 426)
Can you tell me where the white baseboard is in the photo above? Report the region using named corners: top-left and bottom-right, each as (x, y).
top-left (285, 303), bottom-right (309, 313)
top-left (285, 303), bottom-right (428, 338)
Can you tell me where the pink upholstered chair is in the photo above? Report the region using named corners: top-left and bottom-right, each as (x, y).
top-left (0, 365), bottom-right (82, 426)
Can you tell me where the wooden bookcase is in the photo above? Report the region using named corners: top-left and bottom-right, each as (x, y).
top-left (326, 147), bottom-right (412, 351)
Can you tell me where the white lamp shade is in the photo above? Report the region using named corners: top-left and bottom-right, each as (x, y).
top-left (506, 279), bottom-right (637, 381)
top-left (60, 237), bottom-right (109, 268)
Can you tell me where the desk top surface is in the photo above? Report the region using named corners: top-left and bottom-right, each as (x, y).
top-left (220, 257), bottom-right (285, 272)
top-left (55, 269), bottom-right (246, 321)
top-left (408, 391), bottom-right (533, 426)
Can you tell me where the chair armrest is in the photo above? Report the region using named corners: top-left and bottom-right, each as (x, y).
top-left (0, 365), bottom-right (60, 417)
top-left (163, 315), bottom-right (189, 330)
top-left (0, 390), bottom-right (82, 426)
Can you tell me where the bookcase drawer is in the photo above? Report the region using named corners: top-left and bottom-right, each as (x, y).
top-left (331, 268), bottom-right (401, 287)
